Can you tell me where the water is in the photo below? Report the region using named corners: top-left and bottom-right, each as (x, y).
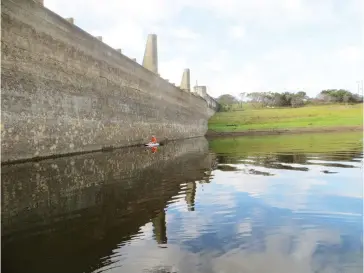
top-left (1, 132), bottom-right (363, 273)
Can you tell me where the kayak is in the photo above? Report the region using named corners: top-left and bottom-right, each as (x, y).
top-left (144, 142), bottom-right (160, 147)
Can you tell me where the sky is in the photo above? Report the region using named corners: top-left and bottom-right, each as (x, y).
top-left (45, 0), bottom-right (363, 98)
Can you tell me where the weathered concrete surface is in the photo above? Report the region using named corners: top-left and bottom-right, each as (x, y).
top-left (1, 137), bottom-right (217, 273)
top-left (205, 94), bottom-right (220, 110)
top-left (1, 0), bottom-right (218, 163)
top-left (193, 85), bottom-right (220, 111)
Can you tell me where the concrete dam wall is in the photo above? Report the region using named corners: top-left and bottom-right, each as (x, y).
top-left (1, 0), bottom-right (219, 163)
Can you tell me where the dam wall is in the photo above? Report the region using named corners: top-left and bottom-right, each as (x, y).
top-left (1, 0), bottom-right (219, 163)
top-left (193, 85), bottom-right (219, 111)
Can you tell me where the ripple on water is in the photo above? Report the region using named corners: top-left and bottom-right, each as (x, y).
top-left (1, 134), bottom-right (363, 273)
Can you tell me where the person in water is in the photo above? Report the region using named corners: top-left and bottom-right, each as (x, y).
top-left (151, 136), bottom-right (157, 143)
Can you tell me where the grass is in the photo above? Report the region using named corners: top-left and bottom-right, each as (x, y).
top-left (209, 104), bottom-right (363, 132)
top-left (209, 131), bottom-right (363, 155)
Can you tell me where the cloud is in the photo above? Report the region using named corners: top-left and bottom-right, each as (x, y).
top-left (202, 50), bottom-right (229, 72)
top-left (190, 0), bottom-right (337, 29)
top-left (337, 46), bottom-right (364, 63)
top-left (159, 57), bottom-right (188, 85)
top-left (89, 21), bottom-right (146, 58)
top-left (227, 26), bottom-right (246, 40)
top-left (44, 0), bottom-right (363, 98)
top-left (171, 27), bottom-right (201, 40)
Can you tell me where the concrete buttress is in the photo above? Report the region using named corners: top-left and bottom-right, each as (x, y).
top-left (180, 68), bottom-right (191, 92)
top-left (142, 34), bottom-right (158, 74)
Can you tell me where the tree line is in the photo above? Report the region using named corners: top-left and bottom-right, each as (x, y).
top-left (216, 89), bottom-right (363, 111)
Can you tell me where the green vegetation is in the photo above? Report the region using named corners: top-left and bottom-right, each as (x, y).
top-left (216, 89), bottom-right (363, 112)
top-left (209, 104), bottom-right (363, 132)
top-left (209, 131), bottom-right (363, 155)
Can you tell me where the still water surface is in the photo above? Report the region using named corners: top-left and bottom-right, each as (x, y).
top-left (1, 132), bottom-right (363, 273)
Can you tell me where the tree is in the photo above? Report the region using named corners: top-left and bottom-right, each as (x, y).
top-left (291, 95), bottom-right (305, 107)
top-left (317, 89), bottom-right (362, 104)
top-left (289, 91), bottom-right (307, 107)
top-left (216, 94), bottom-right (239, 105)
top-left (246, 92), bottom-right (266, 107)
top-left (239, 92), bottom-right (246, 108)
top-left (216, 94), bottom-right (239, 111)
top-left (246, 91), bottom-right (308, 108)
top-left (297, 91), bottom-right (307, 98)
top-left (243, 89), bottom-right (362, 109)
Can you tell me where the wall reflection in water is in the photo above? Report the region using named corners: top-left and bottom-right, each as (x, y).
top-left (1, 137), bottom-right (216, 273)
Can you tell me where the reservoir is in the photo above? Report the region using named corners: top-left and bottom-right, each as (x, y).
top-left (1, 132), bottom-right (362, 273)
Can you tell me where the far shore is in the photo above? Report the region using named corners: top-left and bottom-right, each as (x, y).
top-left (205, 125), bottom-right (363, 138)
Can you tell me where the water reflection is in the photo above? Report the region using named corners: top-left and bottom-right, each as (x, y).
top-left (216, 148), bottom-right (361, 174)
top-left (152, 210), bottom-right (168, 245)
top-left (2, 133), bottom-right (363, 273)
top-left (185, 182), bottom-right (197, 212)
top-left (1, 138), bottom-right (216, 273)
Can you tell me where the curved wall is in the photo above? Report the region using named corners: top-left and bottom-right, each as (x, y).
top-left (1, 0), bottom-right (218, 163)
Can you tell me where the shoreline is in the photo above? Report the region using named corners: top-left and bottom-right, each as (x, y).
top-left (205, 125), bottom-right (363, 138)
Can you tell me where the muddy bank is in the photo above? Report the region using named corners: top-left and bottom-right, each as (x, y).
top-left (205, 126), bottom-right (363, 138)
